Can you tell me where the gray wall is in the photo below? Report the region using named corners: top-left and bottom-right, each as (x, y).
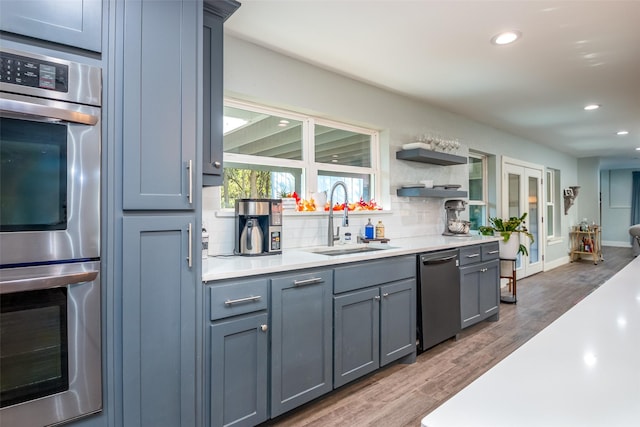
top-left (221, 35), bottom-right (581, 266)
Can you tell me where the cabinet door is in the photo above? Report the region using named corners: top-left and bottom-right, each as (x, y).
top-left (210, 312), bottom-right (268, 427)
top-left (122, 215), bottom-right (196, 427)
top-left (270, 270), bottom-right (333, 417)
top-left (122, 0), bottom-right (197, 210)
top-left (478, 260), bottom-right (500, 319)
top-left (333, 287), bottom-right (380, 388)
top-left (0, 0), bottom-right (102, 52)
top-left (203, 11), bottom-right (224, 186)
top-left (460, 266), bottom-right (482, 329)
top-left (380, 278), bottom-right (416, 366)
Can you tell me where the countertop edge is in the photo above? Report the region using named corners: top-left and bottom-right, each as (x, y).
top-left (203, 235), bottom-right (499, 283)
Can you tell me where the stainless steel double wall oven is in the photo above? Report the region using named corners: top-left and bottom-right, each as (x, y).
top-left (0, 47), bottom-right (102, 426)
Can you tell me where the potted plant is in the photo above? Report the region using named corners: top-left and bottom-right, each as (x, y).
top-left (479, 213), bottom-right (534, 258)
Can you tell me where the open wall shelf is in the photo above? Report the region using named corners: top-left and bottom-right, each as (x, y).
top-left (396, 188), bottom-right (468, 198)
top-left (395, 148), bottom-right (467, 165)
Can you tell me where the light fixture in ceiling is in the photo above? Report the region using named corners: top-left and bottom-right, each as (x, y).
top-left (636, 147), bottom-right (640, 151)
top-left (491, 30), bottom-right (521, 45)
top-left (616, 130), bottom-right (629, 136)
top-left (583, 104), bottom-right (600, 111)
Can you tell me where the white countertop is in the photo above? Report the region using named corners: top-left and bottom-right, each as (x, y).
top-left (202, 234), bottom-right (498, 282)
top-left (421, 255), bottom-right (640, 427)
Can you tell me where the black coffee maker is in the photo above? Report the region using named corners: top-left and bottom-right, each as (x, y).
top-left (234, 199), bottom-right (283, 256)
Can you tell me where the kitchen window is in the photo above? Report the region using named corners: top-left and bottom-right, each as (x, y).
top-left (221, 100), bottom-right (378, 209)
top-left (468, 153), bottom-right (488, 230)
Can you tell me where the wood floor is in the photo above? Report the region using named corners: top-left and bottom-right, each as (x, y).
top-left (262, 246), bottom-right (636, 427)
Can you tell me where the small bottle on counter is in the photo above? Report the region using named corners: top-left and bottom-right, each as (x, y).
top-left (365, 218), bottom-right (375, 239)
top-left (375, 220), bottom-right (385, 239)
top-left (344, 232), bottom-right (352, 243)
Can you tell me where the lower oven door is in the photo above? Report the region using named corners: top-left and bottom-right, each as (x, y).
top-left (0, 261), bottom-right (102, 426)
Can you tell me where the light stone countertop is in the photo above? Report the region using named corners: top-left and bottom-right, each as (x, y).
top-left (202, 234), bottom-right (499, 283)
top-left (421, 255), bottom-right (640, 427)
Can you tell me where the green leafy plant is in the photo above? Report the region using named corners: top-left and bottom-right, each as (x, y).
top-left (479, 213), bottom-right (534, 255)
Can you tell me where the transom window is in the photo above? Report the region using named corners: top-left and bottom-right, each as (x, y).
top-left (221, 100), bottom-right (379, 209)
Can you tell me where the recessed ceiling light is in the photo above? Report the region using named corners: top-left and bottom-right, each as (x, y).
top-left (583, 104), bottom-right (600, 111)
top-left (491, 30), bottom-right (521, 45)
top-left (636, 147), bottom-right (640, 151)
top-left (616, 130), bottom-right (629, 136)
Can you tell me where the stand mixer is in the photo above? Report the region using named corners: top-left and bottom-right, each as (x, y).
top-left (443, 199), bottom-right (471, 236)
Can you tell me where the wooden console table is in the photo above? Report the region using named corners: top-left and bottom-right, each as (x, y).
top-left (569, 225), bottom-right (603, 265)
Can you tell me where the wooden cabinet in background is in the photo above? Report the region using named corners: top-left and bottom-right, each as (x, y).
top-left (569, 226), bottom-right (603, 265)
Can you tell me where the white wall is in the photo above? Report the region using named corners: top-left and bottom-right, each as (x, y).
top-left (600, 168), bottom-right (639, 246)
top-left (204, 35), bottom-right (580, 266)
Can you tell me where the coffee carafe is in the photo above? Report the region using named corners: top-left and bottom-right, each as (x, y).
top-left (240, 218), bottom-right (264, 255)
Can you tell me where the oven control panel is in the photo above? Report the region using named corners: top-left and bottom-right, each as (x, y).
top-left (0, 51), bottom-right (68, 92)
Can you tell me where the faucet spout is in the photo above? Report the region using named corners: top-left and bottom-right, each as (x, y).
top-left (327, 181), bottom-right (349, 246)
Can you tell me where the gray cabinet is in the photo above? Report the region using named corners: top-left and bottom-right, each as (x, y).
top-left (210, 314), bottom-right (268, 427)
top-left (207, 278), bottom-right (269, 427)
top-left (270, 269), bottom-right (333, 417)
top-left (460, 242), bottom-right (500, 329)
top-left (0, 0), bottom-right (102, 52)
top-left (333, 257), bottom-right (416, 388)
top-left (121, 0), bottom-right (198, 210)
top-left (122, 215), bottom-right (196, 427)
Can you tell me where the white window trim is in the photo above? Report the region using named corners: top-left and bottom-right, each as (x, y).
top-left (468, 152), bottom-right (488, 227)
top-left (223, 98), bottom-right (381, 205)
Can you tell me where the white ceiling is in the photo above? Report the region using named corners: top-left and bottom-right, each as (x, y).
top-left (224, 0), bottom-right (640, 169)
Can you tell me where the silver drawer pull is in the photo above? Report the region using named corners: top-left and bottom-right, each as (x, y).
top-left (466, 253), bottom-right (480, 258)
top-left (225, 295), bottom-right (262, 305)
top-left (487, 250), bottom-right (499, 254)
top-left (293, 277), bottom-right (324, 286)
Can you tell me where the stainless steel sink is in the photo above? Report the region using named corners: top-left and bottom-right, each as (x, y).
top-left (309, 245), bottom-right (392, 256)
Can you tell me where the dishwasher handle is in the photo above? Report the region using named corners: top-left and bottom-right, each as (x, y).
top-left (421, 254), bottom-right (458, 265)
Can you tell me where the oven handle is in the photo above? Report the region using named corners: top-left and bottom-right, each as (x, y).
top-left (0, 95), bottom-right (99, 125)
top-left (0, 270), bottom-right (99, 294)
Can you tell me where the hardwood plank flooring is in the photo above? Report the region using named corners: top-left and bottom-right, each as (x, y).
top-left (261, 247), bottom-right (635, 427)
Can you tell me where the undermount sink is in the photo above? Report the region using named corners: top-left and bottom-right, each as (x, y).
top-left (308, 245), bottom-right (393, 256)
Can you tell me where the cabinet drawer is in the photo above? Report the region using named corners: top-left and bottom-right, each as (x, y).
top-left (334, 255), bottom-right (415, 294)
top-left (459, 245), bottom-right (482, 266)
top-left (209, 278), bottom-right (268, 321)
top-left (482, 242), bottom-right (500, 261)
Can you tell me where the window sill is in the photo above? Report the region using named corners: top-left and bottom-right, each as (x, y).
top-left (215, 209), bottom-right (393, 218)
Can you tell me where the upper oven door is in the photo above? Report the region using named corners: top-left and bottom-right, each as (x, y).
top-left (0, 93), bottom-right (101, 267)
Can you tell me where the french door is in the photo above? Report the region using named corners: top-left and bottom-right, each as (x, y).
top-left (502, 158), bottom-right (544, 278)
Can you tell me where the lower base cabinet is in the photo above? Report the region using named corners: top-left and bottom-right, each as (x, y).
top-left (460, 260), bottom-right (499, 328)
top-left (333, 256), bottom-right (416, 388)
top-left (209, 312), bottom-right (268, 427)
top-left (334, 278), bottom-right (416, 388)
top-left (207, 278), bottom-right (269, 427)
top-left (270, 269), bottom-right (333, 417)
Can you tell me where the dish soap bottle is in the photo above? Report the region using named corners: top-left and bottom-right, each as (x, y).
top-left (365, 218), bottom-right (375, 239)
top-left (375, 220), bottom-right (385, 239)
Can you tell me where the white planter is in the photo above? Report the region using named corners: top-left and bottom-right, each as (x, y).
top-left (497, 232), bottom-right (520, 259)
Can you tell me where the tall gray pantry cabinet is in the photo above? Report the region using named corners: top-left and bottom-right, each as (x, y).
top-left (117, 1), bottom-right (237, 426)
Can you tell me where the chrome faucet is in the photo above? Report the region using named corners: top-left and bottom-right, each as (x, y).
top-left (327, 181), bottom-right (349, 246)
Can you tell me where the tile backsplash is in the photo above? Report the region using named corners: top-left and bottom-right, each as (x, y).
top-left (203, 144), bottom-right (469, 255)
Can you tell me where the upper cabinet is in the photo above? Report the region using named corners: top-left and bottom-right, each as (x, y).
top-left (121, 0), bottom-right (199, 210)
top-left (203, 0), bottom-right (241, 186)
top-left (0, 0), bottom-right (102, 52)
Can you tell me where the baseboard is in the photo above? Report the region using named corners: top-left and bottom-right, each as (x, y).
top-left (544, 255), bottom-right (570, 272)
top-left (602, 240), bottom-right (632, 248)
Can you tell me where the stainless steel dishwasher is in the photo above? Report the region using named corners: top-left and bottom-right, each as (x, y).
top-left (417, 249), bottom-right (461, 352)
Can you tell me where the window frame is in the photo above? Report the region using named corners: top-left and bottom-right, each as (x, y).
top-left (546, 168), bottom-right (562, 241)
top-left (467, 152), bottom-right (488, 231)
top-left (222, 98), bottom-right (380, 207)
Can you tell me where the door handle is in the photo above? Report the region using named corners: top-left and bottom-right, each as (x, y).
top-left (187, 223), bottom-right (193, 268)
top-left (293, 277), bottom-right (324, 286)
top-left (187, 160), bottom-right (193, 204)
